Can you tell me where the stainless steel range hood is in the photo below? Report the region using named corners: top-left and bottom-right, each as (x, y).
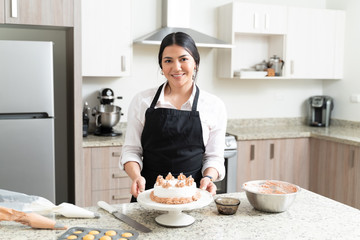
top-left (134, 0), bottom-right (232, 49)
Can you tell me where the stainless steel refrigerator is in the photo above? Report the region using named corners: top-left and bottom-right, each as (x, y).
top-left (0, 40), bottom-right (56, 203)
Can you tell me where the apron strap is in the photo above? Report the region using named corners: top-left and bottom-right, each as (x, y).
top-left (150, 83), bottom-right (200, 111)
top-left (150, 84), bottom-right (164, 109)
top-left (192, 85), bottom-right (200, 112)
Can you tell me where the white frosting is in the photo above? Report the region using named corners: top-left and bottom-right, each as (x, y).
top-left (153, 179), bottom-right (197, 198)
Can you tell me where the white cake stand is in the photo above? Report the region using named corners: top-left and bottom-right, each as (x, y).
top-left (137, 189), bottom-right (213, 227)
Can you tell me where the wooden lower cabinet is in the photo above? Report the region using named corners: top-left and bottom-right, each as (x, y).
top-left (310, 138), bottom-right (360, 209)
top-left (276, 138), bottom-right (310, 188)
top-left (237, 138), bottom-right (310, 191)
top-left (77, 138), bottom-right (360, 209)
top-left (76, 147), bottom-right (92, 207)
top-left (76, 146), bottom-right (131, 207)
top-left (0, 0), bottom-right (4, 24)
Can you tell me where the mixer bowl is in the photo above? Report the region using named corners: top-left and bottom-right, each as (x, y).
top-left (93, 105), bottom-right (121, 128)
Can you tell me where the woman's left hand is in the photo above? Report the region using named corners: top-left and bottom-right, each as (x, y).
top-left (200, 177), bottom-right (217, 195)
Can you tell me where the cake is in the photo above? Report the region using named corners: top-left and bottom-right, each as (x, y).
top-left (150, 173), bottom-right (201, 204)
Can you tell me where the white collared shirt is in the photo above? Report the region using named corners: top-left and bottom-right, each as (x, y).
top-left (120, 82), bottom-right (227, 181)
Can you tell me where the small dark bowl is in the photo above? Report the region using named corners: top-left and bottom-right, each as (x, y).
top-left (215, 197), bottom-right (240, 215)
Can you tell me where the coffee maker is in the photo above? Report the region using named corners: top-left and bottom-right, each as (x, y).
top-left (92, 88), bottom-right (123, 136)
top-left (307, 96), bottom-right (334, 127)
top-left (268, 55), bottom-right (285, 76)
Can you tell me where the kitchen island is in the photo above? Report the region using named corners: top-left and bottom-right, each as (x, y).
top-left (2, 189), bottom-right (360, 240)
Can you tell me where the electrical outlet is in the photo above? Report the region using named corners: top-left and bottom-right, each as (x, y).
top-left (350, 94), bottom-right (360, 103)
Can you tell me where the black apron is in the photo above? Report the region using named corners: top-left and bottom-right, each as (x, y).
top-left (131, 83), bottom-right (205, 202)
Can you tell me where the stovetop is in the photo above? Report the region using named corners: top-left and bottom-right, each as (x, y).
top-left (225, 133), bottom-right (237, 151)
top-left (94, 127), bottom-right (122, 137)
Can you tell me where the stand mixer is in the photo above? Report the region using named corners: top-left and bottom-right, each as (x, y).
top-left (92, 88), bottom-right (123, 137)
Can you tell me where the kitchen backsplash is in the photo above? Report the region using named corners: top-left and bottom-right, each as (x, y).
top-left (102, 118), bottom-right (360, 136)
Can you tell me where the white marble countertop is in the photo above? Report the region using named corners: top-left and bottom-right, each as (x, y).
top-left (227, 124), bottom-right (360, 146)
top-left (2, 189), bottom-right (360, 240)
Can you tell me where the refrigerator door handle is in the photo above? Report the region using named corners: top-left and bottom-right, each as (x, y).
top-left (0, 112), bottom-right (51, 120)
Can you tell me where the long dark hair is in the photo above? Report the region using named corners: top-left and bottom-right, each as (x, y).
top-left (158, 32), bottom-right (200, 80)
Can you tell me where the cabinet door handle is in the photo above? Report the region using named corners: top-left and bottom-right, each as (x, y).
top-left (265, 13), bottom-right (270, 30)
top-left (290, 60), bottom-right (294, 75)
top-left (270, 143), bottom-right (274, 159)
top-left (11, 0), bottom-right (18, 18)
top-left (253, 13), bottom-right (259, 29)
top-left (112, 173), bottom-right (125, 178)
top-left (112, 195), bottom-right (129, 201)
top-left (112, 152), bottom-right (121, 157)
top-left (121, 55), bottom-right (126, 72)
top-left (250, 144), bottom-right (255, 161)
top-left (349, 149), bottom-right (355, 168)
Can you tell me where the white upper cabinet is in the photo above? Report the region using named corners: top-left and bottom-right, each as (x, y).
top-left (217, 3), bottom-right (345, 80)
top-left (81, 0), bottom-right (132, 77)
top-left (233, 2), bottom-right (287, 34)
top-left (217, 2), bottom-right (286, 79)
top-left (286, 7), bottom-right (345, 79)
top-left (2, 0), bottom-right (73, 26)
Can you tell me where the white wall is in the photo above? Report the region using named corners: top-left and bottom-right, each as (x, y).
top-left (323, 0), bottom-right (360, 121)
top-left (83, 0), bottom-right (357, 124)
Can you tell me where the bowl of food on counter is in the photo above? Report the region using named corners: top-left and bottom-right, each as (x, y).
top-left (242, 180), bottom-right (300, 213)
top-left (214, 197), bottom-right (240, 215)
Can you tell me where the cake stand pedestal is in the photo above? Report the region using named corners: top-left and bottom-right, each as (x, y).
top-left (155, 210), bottom-right (194, 227)
top-left (137, 189), bottom-right (213, 228)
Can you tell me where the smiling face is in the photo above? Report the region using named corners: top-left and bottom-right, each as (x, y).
top-left (161, 44), bottom-right (196, 89)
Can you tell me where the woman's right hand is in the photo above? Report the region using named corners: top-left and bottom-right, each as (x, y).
top-left (124, 161), bottom-right (145, 198)
top-left (130, 176), bottom-right (146, 198)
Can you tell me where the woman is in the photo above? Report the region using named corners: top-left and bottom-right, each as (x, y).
top-left (120, 32), bottom-right (227, 202)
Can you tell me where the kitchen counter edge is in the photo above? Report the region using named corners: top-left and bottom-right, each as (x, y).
top-left (83, 118), bottom-right (360, 148)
